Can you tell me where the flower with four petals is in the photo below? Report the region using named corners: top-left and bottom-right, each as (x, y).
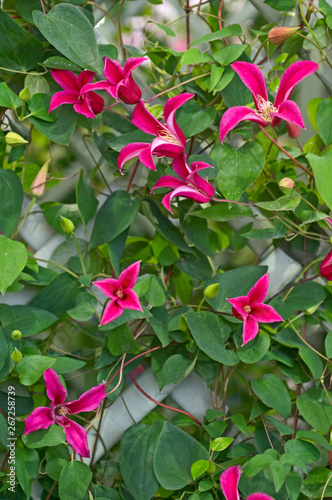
top-left (24, 368), bottom-right (106, 458)
top-left (93, 261), bottom-right (143, 324)
top-left (220, 465), bottom-right (274, 500)
top-left (227, 272), bottom-right (283, 346)
top-left (49, 69), bottom-right (104, 119)
top-left (80, 56), bottom-right (147, 105)
top-left (151, 153), bottom-right (214, 213)
top-left (219, 60), bottom-right (319, 143)
top-left (118, 93), bottom-right (194, 172)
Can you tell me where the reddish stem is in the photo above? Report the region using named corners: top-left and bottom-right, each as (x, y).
top-left (165, 265), bottom-right (173, 284)
top-left (46, 481), bottom-right (57, 500)
top-left (129, 373), bottom-right (203, 427)
top-left (218, 0), bottom-right (227, 45)
top-left (257, 124), bottom-right (314, 179)
top-left (40, 0), bottom-right (46, 14)
top-left (185, 0), bottom-right (190, 49)
top-left (126, 159), bottom-right (140, 192)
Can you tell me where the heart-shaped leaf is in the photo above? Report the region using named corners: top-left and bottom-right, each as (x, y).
top-left (0, 236), bottom-right (28, 295)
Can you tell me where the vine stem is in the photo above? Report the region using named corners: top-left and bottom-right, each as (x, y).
top-left (185, 0), bottom-right (190, 49)
top-left (218, 0), bottom-right (227, 44)
top-left (40, 0), bottom-right (45, 14)
top-left (144, 73), bottom-right (210, 103)
top-left (88, 2), bottom-right (117, 28)
top-left (129, 373), bottom-right (203, 427)
top-left (257, 125), bottom-right (314, 178)
top-left (126, 159), bottom-right (140, 192)
top-left (117, 0), bottom-right (126, 60)
top-left (72, 232), bottom-right (87, 275)
top-left (29, 256), bottom-right (78, 278)
top-left (12, 196), bottom-right (36, 238)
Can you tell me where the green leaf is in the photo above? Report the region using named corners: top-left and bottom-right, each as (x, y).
top-left (0, 9), bottom-right (43, 71)
top-left (0, 83), bottom-right (22, 109)
top-left (16, 447), bottom-right (39, 500)
top-left (302, 467), bottom-right (332, 498)
top-left (191, 460), bottom-right (210, 480)
top-left (28, 93), bottom-right (55, 122)
top-left (315, 98), bottom-right (332, 145)
top-left (52, 356), bottom-right (86, 374)
top-left (299, 346), bottom-right (324, 380)
top-left (108, 324), bottom-right (140, 355)
top-left (296, 430), bottom-right (332, 452)
top-left (212, 142), bottom-right (265, 201)
top-left (270, 460), bottom-right (290, 492)
top-left (176, 101), bottom-right (217, 137)
top-left (0, 169), bottom-right (24, 237)
top-left (308, 151), bottom-right (332, 210)
top-left (29, 105), bottom-right (77, 146)
top-left (281, 453), bottom-right (307, 473)
top-left (148, 21), bottom-right (176, 37)
top-left (325, 330), bottom-right (332, 358)
top-left (285, 471), bottom-right (302, 500)
top-left (33, 4), bottom-right (101, 73)
top-left (191, 202), bottom-right (253, 221)
top-left (190, 25), bottom-right (242, 46)
top-left (22, 424), bottom-right (66, 448)
top-left (185, 311), bottom-right (238, 366)
top-left (213, 45), bottom-right (247, 66)
top-left (255, 190), bottom-right (301, 211)
top-left (30, 273), bottom-right (81, 318)
top-left (307, 97), bottom-right (323, 132)
top-left (25, 74), bottom-right (50, 95)
top-left (16, 0), bottom-right (43, 25)
top-left (265, 416), bottom-right (294, 436)
top-left (284, 439), bottom-right (320, 464)
top-left (286, 281), bottom-right (328, 310)
top-left (16, 355), bottom-right (56, 385)
top-left (0, 236), bottom-right (27, 295)
top-left (210, 437), bottom-right (233, 451)
top-left (297, 387), bottom-right (332, 434)
top-left (90, 191), bottom-right (140, 249)
top-left (41, 55), bottom-right (83, 72)
top-left (76, 171), bottom-right (98, 226)
top-left (59, 460), bottom-right (92, 500)
top-left (237, 333), bottom-right (270, 364)
top-left (162, 354), bottom-right (196, 383)
top-left (119, 423), bottom-right (161, 500)
top-left (244, 453), bottom-right (274, 478)
top-left (182, 48), bottom-right (213, 65)
top-left (252, 374), bottom-right (292, 418)
top-left (0, 305), bottom-right (57, 337)
top-left (153, 422), bottom-right (210, 490)
top-left (230, 414), bottom-right (250, 437)
top-left (265, 0), bottom-right (297, 10)
top-left (148, 306), bottom-right (171, 347)
top-left (321, 0), bottom-right (332, 16)
top-left (67, 292), bottom-right (97, 321)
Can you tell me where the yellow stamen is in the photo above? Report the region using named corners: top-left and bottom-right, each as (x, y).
top-left (256, 95), bottom-right (278, 123)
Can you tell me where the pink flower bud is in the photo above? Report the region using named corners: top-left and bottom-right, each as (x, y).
top-left (320, 249), bottom-right (332, 281)
top-left (286, 121), bottom-right (301, 138)
top-left (30, 161), bottom-right (49, 197)
top-left (268, 26), bottom-right (300, 44)
top-left (279, 177), bottom-right (294, 190)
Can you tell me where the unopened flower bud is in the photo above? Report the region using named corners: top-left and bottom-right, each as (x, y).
top-left (204, 283), bottom-right (220, 299)
top-left (179, 314), bottom-right (190, 333)
top-left (320, 248), bottom-right (332, 281)
top-left (11, 330), bottom-right (22, 340)
top-left (31, 161), bottom-right (49, 197)
top-left (279, 178), bottom-right (294, 190)
top-left (60, 216), bottom-right (75, 234)
top-left (5, 132), bottom-right (28, 147)
top-left (286, 121), bottom-right (301, 138)
top-left (11, 348), bottom-right (22, 363)
top-left (19, 87), bottom-right (31, 102)
top-left (268, 26), bottom-right (300, 44)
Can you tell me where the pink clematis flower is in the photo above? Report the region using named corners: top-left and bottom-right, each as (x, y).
top-left (220, 466), bottom-right (274, 500)
top-left (219, 60), bottom-right (319, 143)
top-left (49, 69), bottom-right (104, 119)
top-left (93, 261), bottom-right (143, 324)
top-left (227, 272), bottom-right (283, 346)
top-left (118, 93), bottom-right (194, 172)
top-left (150, 153), bottom-right (214, 213)
top-left (320, 248), bottom-right (332, 281)
top-left (80, 57), bottom-right (147, 105)
top-left (24, 368), bottom-right (105, 458)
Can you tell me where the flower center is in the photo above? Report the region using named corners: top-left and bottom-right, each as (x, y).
top-left (54, 405), bottom-right (69, 417)
top-left (114, 289), bottom-right (127, 301)
top-left (243, 305), bottom-right (252, 314)
top-left (256, 95), bottom-right (278, 122)
top-left (157, 126), bottom-right (182, 146)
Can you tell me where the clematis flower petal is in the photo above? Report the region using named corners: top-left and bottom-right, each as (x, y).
top-left (100, 300), bottom-right (123, 325)
top-left (219, 106), bottom-right (268, 143)
top-left (118, 142), bottom-right (151, 172)
top-left (49, 90), bottom-right (79, 112)
top-left (77, 70), bottom-right (96, 89)
top-left (80, 81), bottom-right (111, 94)
top-left (103, 58), bottom-right (124, 84)
top-left (132, 100), bottom-right (165, 136)
top-left (286, 121), bottom-right (301, 138)
top-left (86, 92), bottom-right (104, 115)
top-left (220, 466), bottom-right (241, 500)
top-left (116, 75), bottom-right (141, 104)
top-left (73, 100), bottom-right (96, 119)
top-left (50, 70), bottom-right (78, 91)
top-left (320, 249), bottom-right (332, 281)
top-left (243, 315), bottom-right (259, 345)
top-left (151, 137), bottom-right (184, 158)
top-left (171, 154), bottom-right (191, 179)
top-left (251, 303), bottom-right (284, 323)
top-left (123, 57), bottom-right (148, 75)
top-left (247, 494), bottom-right (275, 500)
top-left (231, 62), bottom-right (268, 109)
top-left (151, 175), bottom-right (186, 191)
top-left (139, 146), bottom-right (156, 170)
top-left (191, 160), bottom-right (214, 173)
top-left (43, 368), bottom-right (67, 405)
top-left (119, 261), bottom-right (141, 289)
top-left (187, 172), bottom-right (214, 198)
top-left (271, 99), bottom-right (305, 129)
top-left (162, 185), bottom-right (212, 213)
top-left (65, 383), bottom-right (106, 414)
top-left (274, 60), bottom-right (319, 108)
top-left (93, 278), bottom-right (122, 298)
top-left (247, 273), bottom-right (269, 304)
top-left (164, 93), bottom-right (193, 146)
top-left (24, 407), bottom-right (54, 435)
top-left (226, 296), bottom-right (250, 318)
top-left (58, 417), bottom-right (90, 458)
top-left (121, 289), bottom-right (143, 311)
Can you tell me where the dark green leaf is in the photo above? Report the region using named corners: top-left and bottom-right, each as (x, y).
top-left (285, 471), bottom-right (302, 500)
top-left (41, 55), bottom-right (83, 72)
top-left (237, 333), bottom-right (270, 364)
top-left (22, 424), bottom-right (66, 449)
top-left (16, 447), bottom-right (39, 500)
top-left (315, 98), bottom-right (332, 145)
top-left (265, 0), bottom-right (298, 11)
top-left (29, 105), bottom-right (76, 146)
top-left (0, 169), bottom-right (24, 237)
top-left (284, 439), bottom-right (320, 464)
top-left (108, 324), bottom-right (140, 355)
top-left (213, 45), bottom-right (247, 66)
top-left (30, 273), bottom-right (81, 317)
top-left (176, 101), bottom-right (217, 137)
top-left (302, 467), bottom-right (332, 498)
top-left (148, 21), bottom-right (176, 37)
top-left (76, 171), bottom-right (98, 226)
top-left (270, 460), bottom-right (290, 492)
top-left (308, 151), bottom-right (332, 210)
top-left (0, 83), bottom-right (22, 109)
top-left (285, 281), bottom-right (328, 310)
top-left (59, 460), bottom-right (92, 500)
top-left (255, 190), bottom-right (301, 211)
top-left (0, 305), bottom-right (57, 337)
top-left (0, 236), bottom-right (27, 295)
top-left (90, 191), bottom-right (140, 249)
top-left (190, 25), bottom-right (242, 46)
top-left (244, 453), bottom-right (274, 478)
top-left (192, 202), bottom-right (253, 221)
top-left (252, 374), bottom-right (292, 418)
top-left (162, 354), bottom-right (196, 383)
top-left (33, 4), bottom-right (101, 73)
top-left (28, 93), bottom-right (55, 122)
top-left (16, 355), bottom-right (56, 385)
top-left (297, 387), bottom-right (332, 434)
